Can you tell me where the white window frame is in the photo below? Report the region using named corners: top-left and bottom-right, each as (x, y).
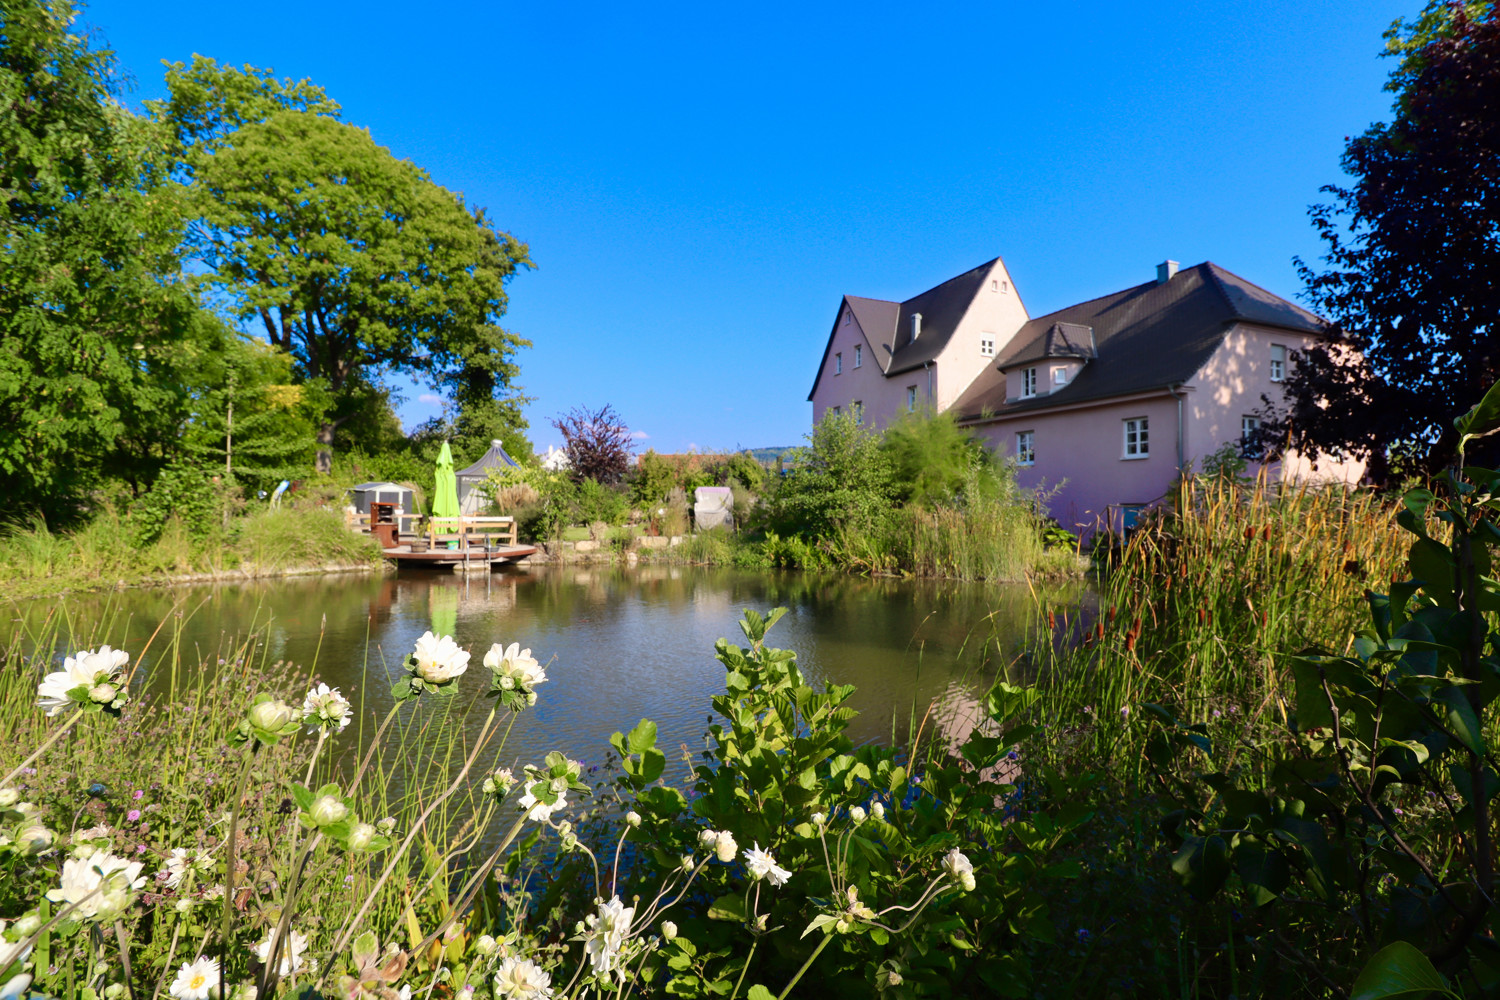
top-left (1021, 367), bottom-right (1037, 398)
top-left (1016, 430), bottom-right (1035, 466)
top-left (906, 386), bottom-right (917, 412)
top-left (1270, 344), bottom-right (1286, 382)
top-left (853, 345), bottom-right (862, 368)
top-left (1242, 415), bottom-right (1262, 459)
top-left (1052, 366), bottom-right (1068, 385)
top-left (844, 309), bottom-right (851, 325)
top-left (980, 335), bottom-right (995, 358)
top-left (1123, 417), bottom-right (1149, 459)
top-left (834, 352), bottom-right (842, 375)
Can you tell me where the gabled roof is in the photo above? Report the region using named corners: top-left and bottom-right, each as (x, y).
top-left (807, 258), bottom-right (1004, 400)
top-left (952, 262), bottom-right (1324, 421)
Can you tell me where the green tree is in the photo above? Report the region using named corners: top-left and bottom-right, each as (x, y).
top-left (879, 408), bottom-right (989, 507)
top-left (165, 77), bottom-right (533, 470)
top-left (0, 0), bottom-right (208, 518)
top-left (766, 410), bottom-right (894, 538)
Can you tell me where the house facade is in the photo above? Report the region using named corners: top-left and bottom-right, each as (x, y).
top-left (809, 258), bottom-right (1364, 534)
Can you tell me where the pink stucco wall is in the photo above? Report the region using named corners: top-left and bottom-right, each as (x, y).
top-left (810, 259), bottom-right (1028, 427)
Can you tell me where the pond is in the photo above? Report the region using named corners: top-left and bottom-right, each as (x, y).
top-left (7, 566), bottom-right (1084, 779)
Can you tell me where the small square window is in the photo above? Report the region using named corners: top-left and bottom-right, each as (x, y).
top-left (981, 336), bottom-right (995, 358)
top-left (1022, 367), bottom-right (1037, 398)
top-left (991, 279), bottom-right (998, 292)
top-left (1016, 431), bottom-right (1035, 466)
top-left (853, 345), bottom-right (862, 368)
top-left (1270, 345), bottom-right (1286, 382)
top-left (906, 386), bottom-right (917, 411)
top-left (834, 352), bottom-right (842, 375)
top-left (1053, 366), bottom-right (1068, 385)
top-left (1123, 417), bottom-right (1149, 458)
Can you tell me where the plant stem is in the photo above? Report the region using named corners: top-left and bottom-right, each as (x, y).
top-left (219, 743), bottom-right (259, 967)
top-left (2, 707), bottom-right (85, 787)
top-left (777, 935), bottom-right (831, 1000)
top-left (728, 938), bottom-right (759, 1000)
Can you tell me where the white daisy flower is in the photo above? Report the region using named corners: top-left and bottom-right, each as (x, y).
top-left (494, 955), bottom-right (553, 998)
top-left (743, 843), bottom-right (791, 887)
top-left (300, 683), bottom-right (352, 734)
top-left (409, 632), bottom-right (470, 686)
top-left (37, 646), bottom-right (129, 716)
top-left (169, 956), bottom-right (220, 999)
top-left (253, 928), bottom-right (314, 976)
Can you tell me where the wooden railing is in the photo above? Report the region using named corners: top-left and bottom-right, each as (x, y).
top-left (426, 515), bottom-right (518, 549)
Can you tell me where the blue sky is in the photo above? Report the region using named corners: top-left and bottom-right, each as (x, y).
top-left (92, 0), bottom-right (1410, 454)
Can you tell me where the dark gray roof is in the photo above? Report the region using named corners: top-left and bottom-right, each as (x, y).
top-left (952, 262), bottom-right (1325, 421)
top-left (1004, 321), bottom-right (1098, 367)
top-left (456, 440), bottom-right (519, 480)
top-left (807, 258), bottom-right (1003, 400)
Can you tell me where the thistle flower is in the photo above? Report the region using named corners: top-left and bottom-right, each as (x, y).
top-left (493, 956), bottom-right (553, 998)
top-left (742, 843), bottom-right (791, 886)
top-left (253, 928), bottom-right (314, 976)
top-left (169, 956), bottom-right (220, 1000)
top-left (46, 853), bottom-right (146, 921)
top-left (409, 632), bottom-right (470, 688)
top-left (301, 683), bottom-right (352, 734)
top-left (37, 646), bottom-right (130, 716)
top-left (582, 895), bottom-right (635, 979)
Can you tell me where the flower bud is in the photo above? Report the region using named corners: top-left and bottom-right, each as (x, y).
top-left (810, 812), bottom-right (826, 827)
top-left (754, 914), bottom-right (767, 932)
top-left (247, 699), bottom-right (296, 732)
top-left (661, 920), bottom-right (678, 941)
top-left (714, 831), bottom-right (738, 863)
top-left (0, 788), bottom-right (18, 807)
top-left (309, 795), bottom-right (348, 826)
top-left (681, 855), bottom-right (695, 872)
top-left (625, 811), bottom-right (642, 828)
top-left (960, 872), bottom-right (976, 892)
top-left (104, 985), bottom-right (128, 1000)
top-left (834, 918), bottom-right (850, 934)
top-left (377, 817), bottom-right (396, 832)
top-left (850, 806), bottom-right (866, 825)
top-left (699, 829), bottom-right (719, 848)
top-left (17, 824), bottom-right (53, 854)
top-left (14, 914), bottom-right (42, 936)
top-left (89, 683), bottom-right (117, 704)
top-left (474, 934), bottom-right (498, 957)
top-left (871, 802), bottom-right (885, 821)
top-left (886, 971), bottom-right (903, 986)
top-left (175, 898), bottom-right (195, 914)
top-left (347, 822), bottom-right (376, 851)
top-left (526, 692), bottom-right (537, 706)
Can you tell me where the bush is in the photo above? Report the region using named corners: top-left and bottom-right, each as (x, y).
top-left (129, 462), bottom-right (225, 545)
top-left (764, 410), bottom-right (894, 538)
top-left (573, 477), bottom-right (629, 526)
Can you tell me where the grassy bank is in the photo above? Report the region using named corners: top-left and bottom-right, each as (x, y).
top-left (0, 507), bottom-right (384, 601)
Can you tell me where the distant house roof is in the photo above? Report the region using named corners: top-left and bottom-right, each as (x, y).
top-left (952, 262), bottom-right (1325, 421)
top-left (808, 257), bottom-right (1005, 401)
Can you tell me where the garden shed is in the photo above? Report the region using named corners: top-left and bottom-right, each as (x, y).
top-left (351, 482), bottom-right (415, 515)
top-left (456, 439), bottom-right (521, 514)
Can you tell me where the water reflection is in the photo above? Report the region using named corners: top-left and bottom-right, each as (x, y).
top-left (7, 567), bottom-right (1083, 775)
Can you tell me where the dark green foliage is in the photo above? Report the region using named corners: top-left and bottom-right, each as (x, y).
top-left (630, 449), bottom-right (678, 507)
top-left (127, 463), bottom-right (224, 545)
top-left (879, 407), bottom-right (989, 507)
top-left (572, 477), bottom-right (629, 526)
top-left (763, 410), bottom-right (894, 539)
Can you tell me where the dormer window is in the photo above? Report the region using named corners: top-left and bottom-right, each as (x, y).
top-left (981, 335), bottom-right (995, 358)
top-left (853, 345), bottom-right (862, 368)
top-left (1022, 367), bottom-right (1037, 398)
top-left (1053, 366), bottom-right (1068, 385)
top-left (834, 352), bottom-right (842, 375)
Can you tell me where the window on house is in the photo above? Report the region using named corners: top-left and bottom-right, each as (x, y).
top-left (1022, 367), bottom-right (1037, 398)
top-left (1241, 415), bottom-right (1263, 459)
top-left (831, 405), bottom-right (841, 416)
top-left (843, 309), bottom-right (851, 325)
top-left (1123, 417), bottom-right (1149, 458)
top-left (853, 400), bottom-right (863, 421)
top-left (834, 352), bottom-right (842, 375)
top-left (1016, 431), bottom-right (1035, 466)
top-left (1270, 345), bottom-right (1286, 382)
top-left (1001, 280), bottom-right (1009, 293)
top-left (906, 386), bottom-right (917, 411)
top-left (981, 336), bottom-right (995, 358)
top-left (853, 345), bottom-right (862, 368)
top-left (1053, 366), bottom-right (1068, 385)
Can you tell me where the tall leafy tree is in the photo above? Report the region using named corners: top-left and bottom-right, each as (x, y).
top-left (0, 0), bottom-right (208, 518)
top-left (158, 64), bottom-right (533, 471)
top-left (1275, 3), bottom-right (1500, 480)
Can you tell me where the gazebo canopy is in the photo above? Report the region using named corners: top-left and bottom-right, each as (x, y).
top-left (456, 439), bottom-right (521, 513)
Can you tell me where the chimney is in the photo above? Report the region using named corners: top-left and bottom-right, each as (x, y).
top-left (1156, 260), bottom-right (1179, 285)
top-left (911, 312), bottom-right (922, 340)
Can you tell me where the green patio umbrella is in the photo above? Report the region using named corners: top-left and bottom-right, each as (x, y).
top-left (433, 441), bottom-right (460, 520)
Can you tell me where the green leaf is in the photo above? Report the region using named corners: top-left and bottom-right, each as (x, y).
top-left (746, 987), bottom-right (776, 1000)
top-left (626, 719), bottom-right (659, 755)
top-left (1351, 941), bottom-right (1454, 1000)
top-left (707, 895), bottom-right (747, 922)
top-left (1456, 380), bottom-right (1500, 452)
top-left (801, 914), bottom-right (838, 938)
top-left (1434, 685), bottom-right (1486, 756)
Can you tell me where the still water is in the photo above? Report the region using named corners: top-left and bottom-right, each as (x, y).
top-left (10, 566), bottom-right (1079, 774)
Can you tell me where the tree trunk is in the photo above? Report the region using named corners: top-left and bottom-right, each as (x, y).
top-left (316, 421), bottom-right (335, 474)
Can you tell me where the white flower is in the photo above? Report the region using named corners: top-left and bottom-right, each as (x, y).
top-left (517, 780), bottom-right (566, 823)
top-left (583, 895), bottom-right (635, 979)
top-left (169, 956), bottom-right (220, 1000)
top-left (16, 824), bottom-right (53, 855)
top-left (410, 632), bottom-right (470, 685)
top-left (474, 934), bottom-right (498, 957)
top-left (308, 795), bottom-right (348, 827)
top-left (698, 829), bottom-right (719, 849)
top-left (943, 848), bottom-right (976, 891)
top-left (483, 642), bottom-right (546, 690)
top-left (810, 812), bottom-right (826, 827)
top-left (625, 811), bottom-right (641, 828)
top-left (37, 646), bottom-right (129, 716)
top-left (850, 806), bottom-right (867, 825)
top-left (871, 802), bottom-right (885, 821)
top-left (300, 683), bottom-right (352, 734)
top-left (252, 928), bottom-right (314, 976)
top-left (742, 843), bottom-right (791, 886)
top-left (347, 823), bottom-right (377, 851)
top-left (45, 853), bottom-right (146, 921)
top-left (483, 768), bottom-right (515, 796)
top-left (493, 956), bottom-right (553, 998)
top-left (161, 848), bottom-right (197, 890)
top-left (713, 831), bottom-right (738, 864)
top-left (661, 920), bottom-right (678, 941)
top-left (0, 789), bottom-right (17, 808)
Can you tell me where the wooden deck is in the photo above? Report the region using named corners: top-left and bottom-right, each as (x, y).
top-left (382, 542), bottom-right (538, 571)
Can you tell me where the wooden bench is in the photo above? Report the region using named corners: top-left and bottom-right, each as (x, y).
top-left (426, 515), bottom-right (518, 551)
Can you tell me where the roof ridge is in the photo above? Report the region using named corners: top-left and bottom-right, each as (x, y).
top-left (844, 293), bottom-right (899, 306)
top-left (900, 255), bottom-right (1004, 306)
top-left (1198, 261), bottom-right (1242, 318)
top-left (1026, 279), bottom-right (1153, 324)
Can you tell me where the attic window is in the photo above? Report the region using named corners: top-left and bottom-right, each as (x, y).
top-left (991, 279), bottom-right (1009, 294)
top-left (1052, 366), bottom-right (1068, 385)
top-left (980, 336), bottom-right (995, 358)
top-left (854, 345), bottom-right (862, 368)
top-left (834, 352), bottom-right (842, 375)
top-left (1022, 367), bottom-right (1037, 398)
top-left (843, 310), bottom-right (851, 325)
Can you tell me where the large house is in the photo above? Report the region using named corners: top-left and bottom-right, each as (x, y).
top-left (807, 257), bottom-right (1364, 533)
